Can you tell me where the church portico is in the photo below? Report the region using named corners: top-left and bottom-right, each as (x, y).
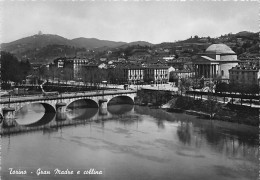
top-left (194, 44), bottom-right (239, 80)
top-left (196, 63), bottom-right (219, 79)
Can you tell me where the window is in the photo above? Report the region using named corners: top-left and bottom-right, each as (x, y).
top-left (221, 70), bottom-right (224, 76)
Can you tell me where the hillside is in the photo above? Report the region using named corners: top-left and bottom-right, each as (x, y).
top-left (1, 31), bottom-right (258, 63)
top-left (17, 44), bottom-right (87, 63)
top-left (1, 34), bottom-right (71, 53)
top-left (71, 38), bottom-right (126, 49)
top-left (117, 41), bottom-right (153, 49)
top-left (1, 33), bottom-right (155, 63)
top-left (0, 34), bottom-right (127, 63)
top-left (153, 31), bottom-right (259, 57)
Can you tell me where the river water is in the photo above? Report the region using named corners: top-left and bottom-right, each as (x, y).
top-left (1, 103), bottom-right (258, 180)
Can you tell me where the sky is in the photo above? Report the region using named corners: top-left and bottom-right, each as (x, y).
top-left (0, 1), bottom-right (258, 44)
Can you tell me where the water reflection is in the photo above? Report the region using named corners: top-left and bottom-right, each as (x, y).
top-left (2, 105), bottom-right (258, 180)
top-left (15, 103), bottom-right (46, 125)
top-left (66, 99), bottom-right (98, 120)
top-left (108, 104), bottom-right (134, 115)
top-left (25, 112), bottom-right (56, 127)
top-left (134, 105), bottom-right (179, 123)
top-left (100, 104), bottom-right (138, 126)
top-left (177, 121), bottom-right (191, 145)
top-left (112, 114), bottom-right (141, 126)
top-left (66, 108), bottom-right (98, 120)
top-left (134, 105), bottom-right (258, 166)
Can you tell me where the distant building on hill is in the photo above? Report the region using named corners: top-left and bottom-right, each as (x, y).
top-left (162, 55), bottom-right (175, 61)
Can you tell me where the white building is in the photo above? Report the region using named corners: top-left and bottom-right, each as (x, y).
top-left (73, 58), bottom-right (89, 79)
top-left (123, 65), bottom-right (144, 84)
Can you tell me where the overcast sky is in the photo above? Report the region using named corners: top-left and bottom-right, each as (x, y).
top-left (1, 1), bottom-right (258, 44)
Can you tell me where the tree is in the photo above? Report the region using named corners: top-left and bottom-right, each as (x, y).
top-left (80, 67), bottom-right (107, 88)
top-left (180, 78), bottom-right (192, 91)
top-left (48, 66), bottom-right (59, 81)
top-left (206, 83), bottom-right (218, 118)
top-left (39, 65), bottom-right (50, 81)
top-left (199, 76), bottom-right (205, 88)
top-left (179, 77), bottom-right (193, 96)
top-left (107, 67), bottom-right (125, 84)
top-left (62, 67), bottom-right (73, 83)
top-left (215, 82), bottom-right (228, 93)
top-left (1, 51), bottom-right (23, 84)
top-left (20, 59), bottom-right (32, 80)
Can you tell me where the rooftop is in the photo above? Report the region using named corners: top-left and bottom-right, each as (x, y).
top-left (205, 44), bottom-right (236, 54)
top-left (230, 65), bottom-right (259, 71)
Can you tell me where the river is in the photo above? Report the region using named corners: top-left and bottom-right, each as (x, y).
top-left (1, 103), bottom-right (258, 180)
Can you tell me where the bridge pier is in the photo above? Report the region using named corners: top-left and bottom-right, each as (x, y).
top-left (2, 107), bottom-right (16, 127)
top-left (56, 102), bottom-right (67, 120)
top-left (99, 99), bottom-right (108, 115)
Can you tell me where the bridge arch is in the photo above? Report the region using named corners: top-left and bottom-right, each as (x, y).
top-left (66, 98), bottom-right (98, 110)
top-left (24, 110), bottom-right (56, 127)
top-left (15, 102), bottom-right (56, 126)
top-left (66, 98), bottom-right (99, 120)
top-left (15, 102), bottom-right (56, 114)
top-left (41, 103), bottom-right (56, 113)
top-left (108, 95), bottom-right (135, 106)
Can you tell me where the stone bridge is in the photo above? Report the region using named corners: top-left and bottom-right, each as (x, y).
top-left (0, 90), bottom-right (137, 126)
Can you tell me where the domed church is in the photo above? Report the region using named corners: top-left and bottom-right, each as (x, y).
top-left (194, 44), bottom-right (239, 80)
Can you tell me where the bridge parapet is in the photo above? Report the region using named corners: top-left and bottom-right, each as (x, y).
top-left (0, 90), bottom-right (137, 125)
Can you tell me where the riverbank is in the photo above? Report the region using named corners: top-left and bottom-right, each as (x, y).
top-left (165, 96), bottom-right (259, 126)
top-left (135, 89), bottom-right (258, 126)
top-left (134, 105), bottom-right (258, 136)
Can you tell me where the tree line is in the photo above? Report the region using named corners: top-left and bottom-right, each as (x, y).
top-left (215, 82), bottom-right (259, 95)
top-left (35, 65), bottom-right (127, 86)
top-left (1, 51), bottom-right (32, 85)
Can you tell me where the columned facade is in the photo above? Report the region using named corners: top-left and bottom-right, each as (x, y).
top-left (196, 64), bottom-right (219, 78)
top-left (123, 65), bottom-right (169, 84)
top-left (194, 44), bottom-right (239, 80)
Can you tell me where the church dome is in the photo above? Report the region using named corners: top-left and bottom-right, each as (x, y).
top-left (205, 44), bottom-right (235, 54)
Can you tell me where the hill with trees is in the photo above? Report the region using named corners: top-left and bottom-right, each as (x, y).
top-left (71, 37), bottom-right (126, 49)
top-left (1, 31), bottom-right (258, 64)
top-left (1, 33), bottom-right (153, 63)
